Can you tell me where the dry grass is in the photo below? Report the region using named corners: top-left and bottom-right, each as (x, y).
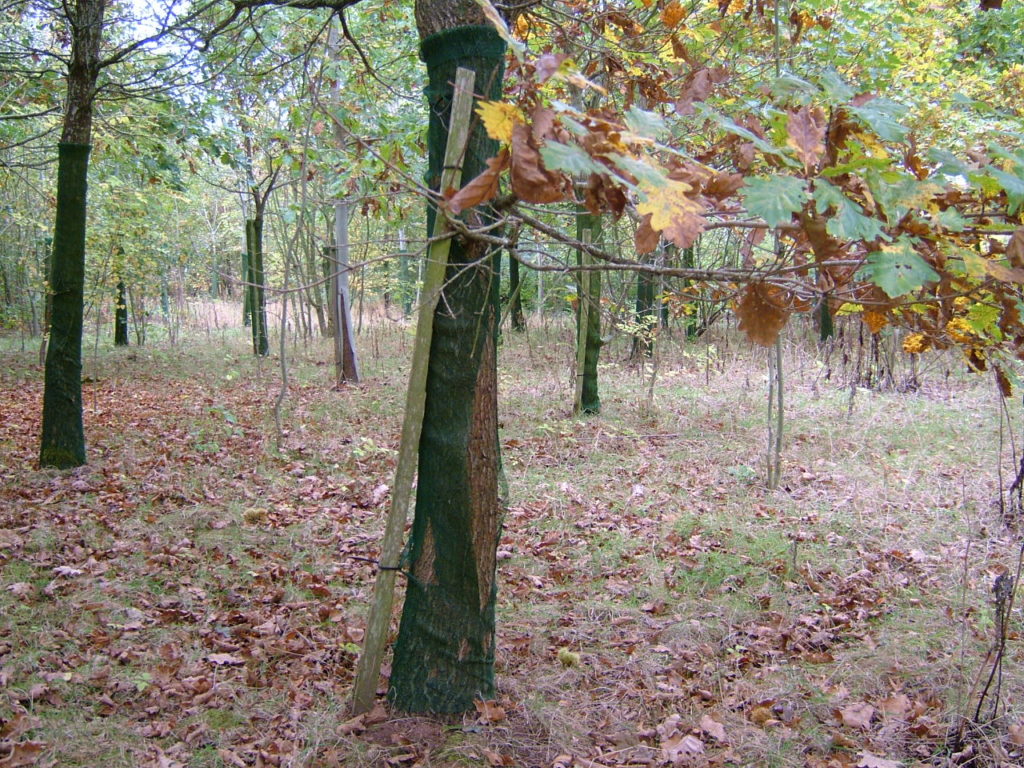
top-left (0, 306), bottom-right (1021, 768)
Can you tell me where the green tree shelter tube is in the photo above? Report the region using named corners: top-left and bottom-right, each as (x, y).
top-left (388, 25), bottom-right (506, 714)
top-left (40, 143), bottom-right (90, 469)
top-left (576, 208), bottom-right (602, 414)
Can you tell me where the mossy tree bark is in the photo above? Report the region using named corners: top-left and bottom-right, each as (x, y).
top-left (388, 16), bottom-right (509, 714)
top-left (39, 0), bottom-right (106, 469)
top-left (576, 209), bottom-right (602, 414)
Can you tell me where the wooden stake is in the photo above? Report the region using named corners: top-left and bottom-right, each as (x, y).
top-left (351, 67), bottom-right (478, 714)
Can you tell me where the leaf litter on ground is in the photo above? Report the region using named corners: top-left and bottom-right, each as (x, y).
top-left (1, 319), bottom-right (1022, 767)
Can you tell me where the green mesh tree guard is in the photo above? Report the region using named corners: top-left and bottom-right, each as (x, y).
top-left (247, 217), bottom-right (269, 356)
top-left (388, 25), bottom-right (506, 714)
top-left (242, 248), bottom-right (252, 328)
top-left (819, 298), bottom-right (834, 342)
top-left (40, 143), bottom-right (91, 468)
top-left (632, 268), bottom-right (656, 359)
top-left (577, 209), bottom-right (602, 414)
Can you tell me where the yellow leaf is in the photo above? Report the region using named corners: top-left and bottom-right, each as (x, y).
top-left (475, 101), bottom-right (524, 144)
top-left (863, 310), bottom-right (888, 334)
top-left (637, 179), bottom-right (700, 231)
top-left (852, 131), bottom-right (888, 160)
top-left (637, 180), bottom-right (706, 249)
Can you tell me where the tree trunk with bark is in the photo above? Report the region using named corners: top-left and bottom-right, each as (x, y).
top-left (509, 254), bottom-right (526, 331)
top-left (388, 9), bottom-right (508, 714)
top-left (39, 0), bottom-right (106, 469)
top-left (331, 199), bottom-right (360, 382)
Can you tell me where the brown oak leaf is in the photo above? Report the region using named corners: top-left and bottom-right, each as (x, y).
top-left (1008, 227), bottom-right (1024, 268)
top-left (736, 283), bottom-right (791, 346)
top-left (447, 149), bottom-right (509, 215)
top-left (786, 106), bottom-right (826, 172)
top-left (838, 702), bottom-right (876, 730)
top-left (510, 123), bottom-right (564, 204)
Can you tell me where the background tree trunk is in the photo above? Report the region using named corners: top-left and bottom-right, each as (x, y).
top-left (247, 216), bottom-right (269, 356)
top-left (388, 18), bottom-right (507, 714)
top-left (332, 199), bottom-right (360, 382)
top-left (242, 248), bottom-right (253, 327)
top-left (631, 268), bottom-right (656, 360)
top-left (114, 278), bottom-right (129, 346)
top-left (509, 254), bottom-right (526, 331)
top-left (576, 209), bottom-right (602, 414)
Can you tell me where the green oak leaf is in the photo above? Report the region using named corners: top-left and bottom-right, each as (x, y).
top-left (812, 179), bottom-right (845, 214)
top-left (624, 105), bottom-right (667, 140)
top-left (990, 167), bottom-right (1024, 214)
top-left (827, 199), bottom-right (887, 242)
top-left (539, 142), bottom-right (607, 178)
top-left (742, 175), bottom-right (808, 228)
top-left (849, 98), bottom-right (908, 142)
top-left (861, 238), bottom-right (939, 297)
top-left (813, 180), bottom-right (886, 241)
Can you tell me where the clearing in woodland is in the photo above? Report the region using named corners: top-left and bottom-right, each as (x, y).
top-left (0, 307), bottom-right (1021, 768)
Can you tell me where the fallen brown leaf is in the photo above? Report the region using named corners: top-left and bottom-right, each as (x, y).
top-left (856, 751), bottom-right (903, 768)
top-left (475, 699), bottom-right (506, 724)
top-left (699, 714), bottom-right (727, 743)
top-left (838, 702), bottom-right (875, 730)
top-left (0, 741), bottom-right (48, 768)
top-left (206, 653), bottom-right (244, 666)
top-left (878, 694), bottom-right (911, 718)
top-left (1009, 721), bottom-right (1024, 746)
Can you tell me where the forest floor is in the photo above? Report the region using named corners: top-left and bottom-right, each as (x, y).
top-left (1, 307), bottom-right (1023, 768)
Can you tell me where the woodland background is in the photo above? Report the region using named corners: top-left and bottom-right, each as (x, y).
top-left (2, 0), bottom-right (1024, 765)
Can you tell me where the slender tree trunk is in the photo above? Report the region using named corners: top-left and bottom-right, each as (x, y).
top-left (509, 253), bottom-right (526, 331)
top-left (114, 278), bottom-right (129, 346)
top-left (398, 228), bottom-right (414, 318)
top-left (332, 199), bottom-right (360, 382)
top-left (389, 16), bottom-right (507, 714)
top-left (326, 23), bottom-right (361, 378)
top-left (39, 0), bottom-right (105, 469)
